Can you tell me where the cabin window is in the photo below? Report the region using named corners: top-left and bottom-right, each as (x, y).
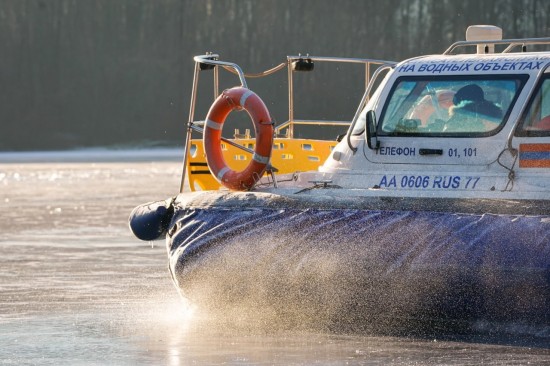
top-left (516, 76), bottom-right (550, 136)
top-left (377, 75), bottom-right (527, 137)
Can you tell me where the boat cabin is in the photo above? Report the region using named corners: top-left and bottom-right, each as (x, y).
top-left (314, 26), bottom-right (550, 199)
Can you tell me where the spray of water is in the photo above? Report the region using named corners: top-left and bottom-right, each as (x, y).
top-left (167, 206), bottom-right (550, 339)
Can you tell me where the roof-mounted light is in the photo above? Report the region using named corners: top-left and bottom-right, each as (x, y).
top-left (466, 25), bottom-right (503, 54)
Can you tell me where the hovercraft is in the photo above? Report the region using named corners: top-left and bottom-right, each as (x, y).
top-left (130, 26), bottom-right (550, 336)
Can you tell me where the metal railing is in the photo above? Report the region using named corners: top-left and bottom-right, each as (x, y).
top-left (179, 53), bottom-right (395, 191)
top-left (444, 37), bottom-right (550, 55)
top-left (285, 55), bottom-right (392, 138)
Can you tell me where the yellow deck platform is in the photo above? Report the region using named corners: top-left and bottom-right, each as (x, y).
top-left (187, 137), bottom-right (337, 191)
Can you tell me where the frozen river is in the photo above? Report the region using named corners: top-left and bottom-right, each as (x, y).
top-left (1, 151), bottom-right (549, 365)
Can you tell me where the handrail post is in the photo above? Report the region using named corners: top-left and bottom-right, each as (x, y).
top-left (214, 64), bottom-right (219, 99)
top-left (366, 62), bottom-right (371, 93)
top-left (179, 61), bottom-right (201, 193)
top-left (287, 57), bottom-right (294, 138)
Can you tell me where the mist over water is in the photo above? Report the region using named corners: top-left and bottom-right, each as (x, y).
top-left (1, 151), bottom-right (550, 365)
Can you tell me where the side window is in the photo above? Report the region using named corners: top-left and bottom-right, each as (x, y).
top-left (517, 78), bottom-right (550, 136)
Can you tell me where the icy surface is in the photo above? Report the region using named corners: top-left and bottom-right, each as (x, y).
top-left (1, 153), bottom-right (550, 364)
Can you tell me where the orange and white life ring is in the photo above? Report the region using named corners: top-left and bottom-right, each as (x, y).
top-left (203, 87), bottom-right (274, 190)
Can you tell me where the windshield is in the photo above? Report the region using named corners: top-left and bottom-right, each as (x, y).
top-left (377, 76), bottom-right (527, 136)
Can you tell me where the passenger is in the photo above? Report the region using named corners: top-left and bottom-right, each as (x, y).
top-left (409, 90), bottom-right (455, 127)
top-left (437, 90), bottom-right (455, 110)
top-left (445, 84), bottom-right (502, 132)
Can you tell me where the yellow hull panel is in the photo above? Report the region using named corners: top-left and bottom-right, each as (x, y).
top-left (187, 138), bottom-right (337, 191)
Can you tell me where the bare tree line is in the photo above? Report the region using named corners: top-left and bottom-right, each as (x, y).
top-left (0, 0), bottom-right (548, 150)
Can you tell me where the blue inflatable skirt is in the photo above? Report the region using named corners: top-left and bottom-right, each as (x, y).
top-left (132, 192), bottom-right (550, 336)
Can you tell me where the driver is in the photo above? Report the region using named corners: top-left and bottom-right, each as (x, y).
top-left (445, 84), bottom-right (502, 132)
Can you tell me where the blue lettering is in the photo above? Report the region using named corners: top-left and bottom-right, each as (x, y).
top-left (452, 176), bottom-right (461, 189)
top-left (436, 60), bottom-right (547, 73)
top-left (414, 176), bottom-right (423, 188)
top-left (433, 64), bottom-right (445, 73)
top-left (442, 64), bottom-right (453, 72)
top-left (379, 175), bottom-right (397, 188)
top-left (398, 64), bottom-right (416, 72)
top-left (521, 62), bottom-right (533, 70)
top-left (463, 176), bottom-right (480, 189)
top-left (437, 176), bottom-right (461, 189)
top-left (382, 175), bottom-right (478, 190)
top-left (442, 176), bottom-right (452, 189)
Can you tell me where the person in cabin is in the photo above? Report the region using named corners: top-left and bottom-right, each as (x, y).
top-left (409, 90), bottom-right (455, 127)
top-left (444, 84), bottom-right (502, 133)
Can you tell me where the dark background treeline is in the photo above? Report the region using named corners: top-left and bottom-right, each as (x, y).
top-left (1, 0), bottom-right (549, 151)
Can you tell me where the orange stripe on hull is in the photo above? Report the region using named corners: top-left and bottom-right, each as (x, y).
top-left (519, 159), bottom-right (550, 168)
top-left (519, 143), bottom-right (550, 152)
